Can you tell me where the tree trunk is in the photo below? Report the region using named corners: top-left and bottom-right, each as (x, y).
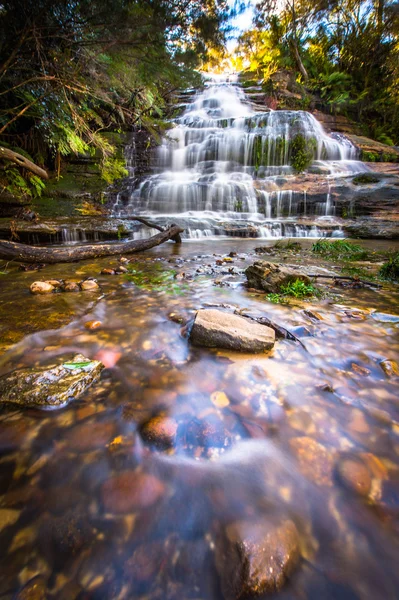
top-left (290, 38), bottom-right (309, 81)
top-left (0, 224), bottom-right (184, 263)
top-left (0, 147), bottom-right (49, 180)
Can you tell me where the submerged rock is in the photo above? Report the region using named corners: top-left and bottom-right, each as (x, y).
top-left (245, 261), bottom-right (311, 293)
top-left (141, 415), bottom-right (178, 449)
top-left (101, 471), bottom-right (165, 514)
top-left (0, 354), bottom-right (103, 408)
top-left (80, 279), bottom-right (100, 291)
top-left (336, 455), bottom-right (372, 497)
top-left (215, 519), bottom-right (300, 599)
top-left (190, 309), bottom-right (275, 353)
top-left (30, 281), bottom-right (54, 295)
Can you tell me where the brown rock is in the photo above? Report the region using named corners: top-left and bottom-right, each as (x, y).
top-left (190, 309), bottom-right (275, 353)
top-left (141, 415), bottom-right (178, 449)
top-left (45, 279), bottom-right (62, 288)
top-left (215, 519), bottom-right (300, 599)
top-left (101, 268), bottom-right (116, 275)
top-left (102, 471), bottom-right (165, 514)
top-left (336, 456), bottom-right (372, 497)
top-left (80, 280), bottom-right (100, 291)
top-left (245, 261), bottom-right (311, 293)
top-left (30, 281), bottom-right (54, 295)
top-left (380, 359), bottom-right (399, 377)
top-left (290, 436), bottom-right (334, 487)
top-left (64, 282), bottom-right (80, 292)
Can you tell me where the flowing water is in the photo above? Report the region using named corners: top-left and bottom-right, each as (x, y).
top-left (0, 239), bottom-right (398, 599)
top-left (113, 76), bottom-right (368, 239)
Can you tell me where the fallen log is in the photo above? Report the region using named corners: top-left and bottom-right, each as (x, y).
top-left (0, 224), bottom-right (184, 264)
top-left (0, 146), bottom-right (49, 180)
top-left (125, 215), bottom-right (182, 243)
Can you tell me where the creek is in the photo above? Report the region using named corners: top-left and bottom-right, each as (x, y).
top-left (0, 76), bottom-right (398, 599)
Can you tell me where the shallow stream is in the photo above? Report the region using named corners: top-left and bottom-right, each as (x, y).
top-left (0, 239), bottom-right (398, 599)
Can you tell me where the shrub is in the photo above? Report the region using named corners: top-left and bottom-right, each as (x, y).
top-left (291, 134), bottom-right (317, 172)
top-left (379, 252), bottom-right (399, 281)
top-left (280, 279), bottom-right (320, 298)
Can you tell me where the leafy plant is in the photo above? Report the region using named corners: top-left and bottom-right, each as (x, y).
top-left (280, 279), bottom-right (320, 298)
top-left (379, 252), bottom-right (399, 282)
top-left (125, 265), bottom-right (189, 295)
top-left (290, 134), bottom-right (317, 173)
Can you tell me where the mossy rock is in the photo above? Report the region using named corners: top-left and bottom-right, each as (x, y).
top-left (0, 354), bottom-right (103, 407)
top-left (352, 174), bottom-right (380, 185)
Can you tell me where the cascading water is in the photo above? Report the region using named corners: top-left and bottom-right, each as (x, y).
top-left (114, 75), bottom-right (368, 238)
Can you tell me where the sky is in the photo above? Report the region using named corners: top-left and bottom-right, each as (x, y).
top-left (227, 1), bottom-right (256, 50)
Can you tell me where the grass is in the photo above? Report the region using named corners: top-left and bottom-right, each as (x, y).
top-left (379, 252), bottom-right (399, 282)
top-left (273, 239), bottom-right (302, 252)
top-left (312, 239), bottom-right (369, 261)
top-left (267, 278), bottom-right (321, 303)
top-left (341, 265), bottom-right (376, 280)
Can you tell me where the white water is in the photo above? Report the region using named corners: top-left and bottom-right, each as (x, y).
top-left (114, 76), bottom-right (368, 238)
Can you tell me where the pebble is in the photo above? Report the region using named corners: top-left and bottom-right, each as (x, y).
top-left (30, 281), bottom-right (54, 295)
top-left (336, 455), bottom-right (372, 497)
top-left (84, 320), bottom-right (102, 330)
top-left (101, 471), bottom-right (165, 513)
top-left (210, 391), bottom-right (230, 408)
top-left (80, 280), bottom-right (100, 291)
top-left (141, 415), bottom-right (178, 448)
top-left (63, 282), bottom-right (80, 292)
top-left (101, 269), bottom-right (116, 275)
top-left (290, 436), bottom-right (334, 487)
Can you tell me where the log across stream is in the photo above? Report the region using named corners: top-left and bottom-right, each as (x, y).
top-left (0, 223), bottom-right (183, 263)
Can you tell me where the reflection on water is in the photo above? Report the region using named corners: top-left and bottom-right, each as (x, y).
top-left (0, 239), bottom-right (398, 599)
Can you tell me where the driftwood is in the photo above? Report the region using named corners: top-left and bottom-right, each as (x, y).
top-left (0, 224), bottom-right (184, 264)
top-left (125, 215), bottom-right (182, 243)
top-left (307, 274), bottom-right (382, 288)
top-left (0, 146), bottom-right (48, 180)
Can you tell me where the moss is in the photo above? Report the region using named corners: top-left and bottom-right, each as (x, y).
top-left (290, 134), bottom-right (317, 172)
top-left (352, 174), bottom-right (380, 185)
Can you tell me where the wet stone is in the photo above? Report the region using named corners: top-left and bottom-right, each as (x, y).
top-left (30, 281), bottom-right (54, 295)
top-left (101, 471), bottom-right (165, 514)
top-left (245, 261), bottom-right (311, 293)
top-left (124, 541), bottom-right (164, 593)
top-left (185, 414), bottom-right (228, 448)
top-left (63, 281), bottom-right (80, 292)
top-left (84, 320), bottom-right (102, 330)
top-left (379, 359), bottom-right (399, 378)
top-left (290, 436), bottom-right (334, 487)
top-left (80, 279), bottom-right (100, 291)
top-left (215, 519), bottom-right (300, 599)
top-left (336, 455), bottom-right (372, 497)
top-left (190, 309), bottom-right (275, 353)
top-left (0, 354), bottom-right (103, 408)
top-left (64, 420), bottom-right (115, 451)
top-left (141, 415), bottom-right (178, 449)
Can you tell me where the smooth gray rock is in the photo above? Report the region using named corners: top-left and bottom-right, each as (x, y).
top-left (245, 261), bottom-right (311, 293)
top-left (0, 354), bottom-right (103, 408)
top-left (190, 309), bottom-right (275, 353)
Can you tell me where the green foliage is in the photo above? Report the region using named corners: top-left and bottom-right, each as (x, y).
top-left (0, 0), bottom-right (230, 197)
top-left (291, 134), bottom-right (316, 172)
top-left (266, 293), bottom-right (285, 304)
top-left (312, 239), bottom-right (369, 261)
top-left (379, 252), bottom-right (399, 282)
top-left (279, 279), bottom-right (320, 298)
top-left (352, 174), bottom-right (380, 185)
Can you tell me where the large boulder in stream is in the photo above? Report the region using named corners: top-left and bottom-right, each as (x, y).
top-left (0, 354), bottom-right (103, 408)
top-left (245, 261), bottom-right (311, 293)
top-left (190, 309), bottom-right (275, 353)
top-left (215, 518), bottom-right (300, 599)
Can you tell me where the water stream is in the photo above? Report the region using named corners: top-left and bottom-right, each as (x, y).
top-left (0, 239), bottom-right (398, 598)
top-left (114, 76), bottom-right (368, 239)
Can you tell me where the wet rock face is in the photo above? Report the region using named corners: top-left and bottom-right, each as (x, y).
top-left (215, 519), bottom-right (300, 599)
top-left (0, 354), bottom-right (103, 408)
top-left (190, 309), bottom-right (275, 353)
top-left (141, 415), bottom-right (178, 449)
top-left (245, 261), bottom-right (311, 293)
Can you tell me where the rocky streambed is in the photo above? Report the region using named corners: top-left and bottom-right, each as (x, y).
top-left (0, 238), bottom-right (398, 599)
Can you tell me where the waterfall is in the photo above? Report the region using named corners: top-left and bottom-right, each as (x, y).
top-left (114, 76), bottom-right (368, 238)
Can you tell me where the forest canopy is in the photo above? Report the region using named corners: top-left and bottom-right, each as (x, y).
top-left (236, 0), bottom-right (399, 145)
top-left (0, 0), bottom-right (231, 198)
